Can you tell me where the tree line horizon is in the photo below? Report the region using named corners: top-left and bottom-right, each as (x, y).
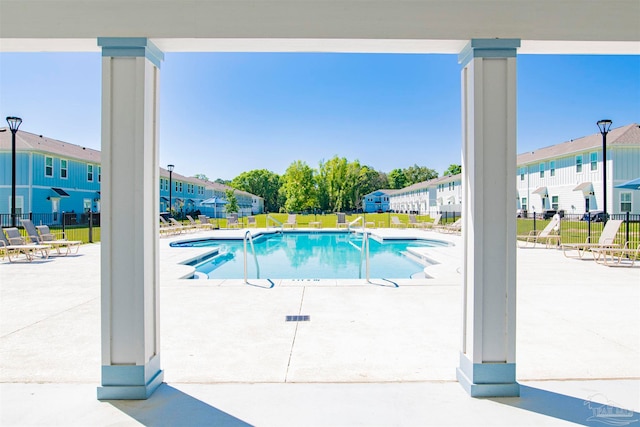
top-left (195, 157), bottom-right (461, 214)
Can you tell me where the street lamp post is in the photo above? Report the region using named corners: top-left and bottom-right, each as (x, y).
top-left (597, 119), bottom-right (612, 224)
top-left (167, 164), bottom-right (175, 217)
top-left (6, 117), bottom-right (23, 227)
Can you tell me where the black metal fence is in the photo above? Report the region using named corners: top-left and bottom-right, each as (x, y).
top-left (0, 212), bottom-right (101, 243)
top-left (517, 213), bottom-right (640, 247)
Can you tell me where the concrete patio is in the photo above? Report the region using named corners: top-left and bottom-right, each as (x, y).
top-left (1, 228), bottom-right (638, 426)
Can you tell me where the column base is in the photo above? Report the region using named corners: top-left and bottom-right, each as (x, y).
top-left (456, 352), bottom-right (519, 397)
top-left (97, 355), bottom-right (164, 400)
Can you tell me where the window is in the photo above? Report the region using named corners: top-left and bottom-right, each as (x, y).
top-left (521, 197), bottom-right (527, 211)
top-left (87, 164), bottom-right (94, 182)
top-left (590, 152), bottom-right (598, 171)
top-left (60, 159), bottom-right (68, 179)
top-left (83, 199), bottom-right (92, 212)
top-left (98, 166), bottom-right (101, 183)
top-left (576, 155), bottom-right (583, 173)
top-left (549, 161), bottom-right (555, 177)
top-left (178, 182), bottom-right (183, 192)
top-left (45, 156), bottom-right (53, 177)
top-left (539, 163), bottom-right (545, 178)
top-left (551, 196), bottom-right (559, 210)
top-left (8, 195), bottom-right (24, 215)
top-left (621, 192), bottom-right (632, 212)
top-left (520, 167), bottom-right (525, 181)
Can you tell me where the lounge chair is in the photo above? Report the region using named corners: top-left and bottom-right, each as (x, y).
top-left (422, 214), bottom-right (442, 230)
top-left (1, 227), bottom-right (51, 262)
top-left (283, 214), bottom-right (297, 229)
top-left (517, 215), bottom-right (561, 248)
top-left (562, 219), bottom-right (623, 259)
top-left (594, 242), bottom-right (640, 267)
top-left (436, 218), bottom-right (462, 234)
top-left (170, 217), bottom-right (196, 233)
top-left (159, 216), bottom-right (183, 236)
top-left (408, 214), bottom-right (428, 228)
top-left (336, 213), bottom-right (348, 228)
top-left (20, 219), bottom-right (81, 256)
top-left (186, 215), bottom-right (210, 230)
top-left (247, 216), bottom-right (257, 228)
top-left (390, 216), bottom-right (406, 228)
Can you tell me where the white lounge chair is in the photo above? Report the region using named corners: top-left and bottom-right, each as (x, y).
top-left (423, 214), bottom-right (442, 230)
top-left (226, 214), bottom-right (240, 229)
top-left (517, 215), bottom-right (561, 248)
top-left (436, 218), bottom-right (462, 234)
top-left (390, 216), bottom-right (406, 228)
top-left (562, 219), bottom-right (623, 259)
top-left (408, 214), bottom-right (428, 228)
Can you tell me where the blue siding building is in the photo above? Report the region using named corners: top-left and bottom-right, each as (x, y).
top-left (0, 128), bottom-right (101, 224)
top-left (1, 128), bottom-right (263, 224)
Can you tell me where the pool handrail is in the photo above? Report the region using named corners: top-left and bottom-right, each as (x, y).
top-left (358, 231), bottom-right (371, 283)
top-left (266, 215), bottom-right (284, 232)
top-left (348, 216), bottom-right (364, 232)
top-left (243, 230), bottom-right (260, 284)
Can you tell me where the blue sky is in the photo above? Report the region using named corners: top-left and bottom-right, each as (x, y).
top-left (1, 52), bottom-right (638, 181)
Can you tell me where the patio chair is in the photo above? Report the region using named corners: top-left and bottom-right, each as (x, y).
top-left (247, 216), bottom-right (257, 228)
top-left (336, 213), bottom-right (348, 228)
top-left (517, 215), bottom-right (561, 248)
top-left (390, 216), bottom-right (406, 228)
top-left (21, 219), bottom-right (81, 256)
top-left (226, 214), bottom-right (240, 229)
top-left (1, 227), bottom-right (51, 262)
top-left (283, 214), bottom-right (297, 229)
top-left (561, 219), bottom-right (623, 259)
top-left (198, 215), bottom-right (217, 230)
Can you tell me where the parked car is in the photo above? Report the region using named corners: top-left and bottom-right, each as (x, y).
top-left (542, 209), bottom-right (564, 220)
top-left (581, 211), bottom-right (608, 222)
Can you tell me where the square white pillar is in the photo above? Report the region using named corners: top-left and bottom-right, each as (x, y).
top-left (456, 39), bottom-right (520, 397)
top-left (97, 38), bottom-right (164, 400)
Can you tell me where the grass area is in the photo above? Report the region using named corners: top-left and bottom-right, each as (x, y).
top-left (516, 218), bottom-right (639, 247)
top-left (18, 215), bottom-right (638, 249)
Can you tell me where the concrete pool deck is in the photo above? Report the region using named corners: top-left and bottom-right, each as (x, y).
top-left (1, 227), bottom-right (638, 426)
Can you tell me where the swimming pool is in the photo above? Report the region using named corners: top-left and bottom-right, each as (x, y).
top-left (173, 231), bottom-right (449, 280)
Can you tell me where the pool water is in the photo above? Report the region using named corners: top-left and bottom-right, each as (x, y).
top-left (177, 232), bottom-right (448, 279)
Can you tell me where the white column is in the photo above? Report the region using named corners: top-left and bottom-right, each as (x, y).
top-left (456, 39), bottom-right (520, 397)
top-left (97, 38), bottom-right (164, 400)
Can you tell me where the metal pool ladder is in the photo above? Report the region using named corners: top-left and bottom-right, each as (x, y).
top-left (266, 215), bottom-right (284, 232)
top-left (359, 231), bottom-right (371, 283)
top-left (243, 230), bottom-right (260, 284)
top-left (348, 215), bottom-right (364, 232)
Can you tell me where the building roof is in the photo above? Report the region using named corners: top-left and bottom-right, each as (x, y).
top-left (0, 128), bottom-right (101, 163)
top-left (517, 123), bottom-right (640, 165)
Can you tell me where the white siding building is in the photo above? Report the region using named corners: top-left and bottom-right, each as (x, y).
top-left (517, 123), bottom-right (640, 217)
top-left (383, 124), bottom-right (640, 218)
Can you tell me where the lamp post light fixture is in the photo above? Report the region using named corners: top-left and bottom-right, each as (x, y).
top-left (597, 119), bottom-right (612, 224)
top-left (167, 164), bottom-right (175, 217)
top-left (6, 116), bottom-right (23, 227)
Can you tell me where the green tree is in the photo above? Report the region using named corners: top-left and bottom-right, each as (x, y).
top-left (444, 164), bottom-right (462, 176)
top-left (224, 189), bottom-right (239, 214)
top-left (404, 164), bottom-right (438, 185)
top-left (280, 161), bottom-right (317, 212)
top-left (194, 173), bottom-right (209, 182)
top-left (215, 178), bottom-right (231, 185)
top-left (231, 169), bottom-right (281, 212)
top-left (388, 168), bottom-right (407, 189)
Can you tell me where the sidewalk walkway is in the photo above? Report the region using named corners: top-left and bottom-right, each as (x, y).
top-left (1, 229), bottom-right (638, 426)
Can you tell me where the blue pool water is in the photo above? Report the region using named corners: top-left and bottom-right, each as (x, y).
top-left (174, 232), bottom-right (448, 279)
